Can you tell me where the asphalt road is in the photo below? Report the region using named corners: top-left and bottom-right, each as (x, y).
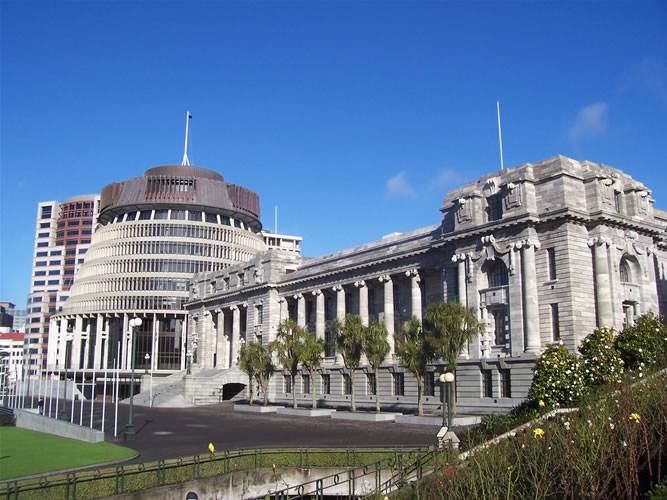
top-left (97, 402), bottom-right (439, 464)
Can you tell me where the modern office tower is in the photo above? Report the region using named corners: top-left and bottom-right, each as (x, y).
top-left (47, 165), bottom-right (267, 390)
top-left (25, 196), bottom-right (99, 377)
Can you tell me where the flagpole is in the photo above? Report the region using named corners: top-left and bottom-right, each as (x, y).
top-left (90, 369), bottom-right (96, 428)
top-left (497, 101), bottom-right (505, 170)
top-left (79, 371), bottom-right (84, 425)
top-left (71, 368), bottom-right (76, 423)
top-left (102, 365), bottom-right (108, 432)
top-left (48, 372), bottom-right (54, 417)
top-left (181, 111), bottom-right (192, 166)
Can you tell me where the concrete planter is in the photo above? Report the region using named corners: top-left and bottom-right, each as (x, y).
top-left (276, 408), bottom-right (336, 417)
top-left (330, 412), bottom-right (399, 422)
top-left (233, 404), bottom-right (281, 413)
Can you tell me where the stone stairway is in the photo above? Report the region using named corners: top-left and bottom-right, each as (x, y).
top-left (126, 366), bottom-right (248, 408)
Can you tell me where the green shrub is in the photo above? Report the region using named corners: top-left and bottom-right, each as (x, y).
top-left (528, 343), bottom-right (586, 407)
top-left (615, 313), bottom-right (667, 373)
top-left (578, 327), bottom-right (625, 385)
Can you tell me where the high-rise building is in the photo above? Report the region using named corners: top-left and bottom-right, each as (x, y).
top-left (25, 195), bottom-right (99, 376)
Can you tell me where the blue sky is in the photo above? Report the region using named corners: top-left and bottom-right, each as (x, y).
top-left (1, 1), bottom-right (666, 307)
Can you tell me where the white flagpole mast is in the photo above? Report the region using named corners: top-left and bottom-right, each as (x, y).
top-left (90, 369), bottom-right (96, 428)
top-left (497, 101), bottom-right (505, 170)
top-left (101, 365), bottom-right (108, 432)
top-left (181, 111), bottom-right (192, 166)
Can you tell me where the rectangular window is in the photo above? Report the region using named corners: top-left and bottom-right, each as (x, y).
top-left (38, 232), bottom-right (49, 238)
top-left (36, 251), bottom-right (48, 257)
top-left (37, 242), bottom-right (48, 247)
top-left (34, 271), bottom-right (46, 276)
top-left (40, 222), bottom-right (51, 228)
top-left (482, 370), bottom-right (493, 397)
top-left (48, 280), bottom-right (59, 285)
top-left (65, 249), bottom-right (76, 255)
top-left (171, 209), bottom-right (186, 220)
top-left (65, 259), bottom-right (75, 265)
top-left (48, 270), bottom-right (60, 275)
top-left (424, 372), bottom-right (435, 397)
top-left (325, 297), bottom-right (333, 321)
top-left (343, 373), bottom-right (352, 395)
top-left (302, 374), bottom-right (310, 394)
top-left (500, 369), bottom-right (511, 398)
top-left (322, 374), bottom-right (331, 395)
top-left (205, 212), bottom-right (217, 223)
top-left (66, 240), bottom-right (77, 245)
top-left (551, 303), bottom-right (560, 341)
top-left (155, 209), bottom-right (169, 220)
top-left (33, 280), bottom-right (45, 286)
top-left (40, 206), bottom-right (52, 219)
top-left (139, 210), bottom-right (152, 220)
top-left (82, 219), bottom-right (93, 226)
top-left (284, 375), bottom-right (292, 393)
top-left (64, 269), bottom-right (74, 275)
top-left (366, 373), bottom-right (376, 395)
top-left (81, 229), bottom-right (92, 235)
top-left (36, 261), bottom-right (47, 267)
top-left (50, 250), bottom-right (61, 256)
top-left (547, 248), bottom-right (557, 280)
top-left (487, 193), bottom-right (503, 221)
top-left (49, 260), bottom-right (61, 265)
top-left (188, 210), bottom-right (202, 221)
top-left (67, 220), bottom-right (80, 227)
top-left (255, 304), bottom-right (263, 325)
top-left (493, 308), bottom-right (508, 345)
top-left (393, 373), bottom-right (404, 396)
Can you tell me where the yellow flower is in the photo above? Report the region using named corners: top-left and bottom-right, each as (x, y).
top-left (533, 428), bottom-right (545, 438)
top-left (538, 400), bottom-right (545, 408)
top-left (629, 413), bottom-right (641, 424)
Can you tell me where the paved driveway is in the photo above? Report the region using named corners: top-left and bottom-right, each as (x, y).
top-left (103, 402), bottom-right (439, 464)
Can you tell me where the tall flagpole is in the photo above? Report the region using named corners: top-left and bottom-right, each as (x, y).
top-left (181, 111), bottom-right (192, 166)
top-left (497, 101), bottom-right (505, 170)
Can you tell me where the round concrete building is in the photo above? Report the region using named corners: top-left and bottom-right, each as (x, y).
top-left (48, 165), bottom-right (265, 385)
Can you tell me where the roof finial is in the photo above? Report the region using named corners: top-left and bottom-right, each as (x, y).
top-left (181, 111), bottom-right (192, 166)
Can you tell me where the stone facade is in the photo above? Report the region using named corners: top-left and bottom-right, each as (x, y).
top-left (187, 156), bottom-right (666, 412)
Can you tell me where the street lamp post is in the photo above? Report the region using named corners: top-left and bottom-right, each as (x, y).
top-left (145, 353), bottom-right (152, 408)
top-left (124, 318), bottom-right (142, 440)
top-left (59, 331), bottom-right (73, 420)
top-left (439, 372), bottom-right (455, 428)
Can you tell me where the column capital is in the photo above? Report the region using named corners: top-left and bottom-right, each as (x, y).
top-left (311, 289), bottom-right (322, 297)
top-left (278, 297), bottom-right (286, 304)
top-left (229, 305), bottom-right (238, 312)
top-left (378, 274), bottom-right (392, 283)
top-left (587, 236), bottom-right (611, 248)
top-left (406, 268), bottom-right (421, 281)
top-left (451, 253), bottom-right (467, 263)
top-left (517, 238), bottom-right (541, 250)
top-left (354, 280), bottom-right (366, 288)
top-left (293, 293), bottom-right (304, 301)
top-left (332, 284), bottom-right (344, 293)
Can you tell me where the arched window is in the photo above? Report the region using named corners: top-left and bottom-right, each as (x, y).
top-left (484, 259), bottom-right (509, 287)
top-left (620, 257), bottom-right (631, 283)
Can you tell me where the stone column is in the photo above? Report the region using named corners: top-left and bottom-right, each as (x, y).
top-left (379, 275), bottom-right (395, 357)
top-left (588, 237), bottom-right (613, 327)
top-left (295, 294), bottom-right (306, 328)
top-left (452, 254), bottom-right (467, 307)
top-left (406, 269), bottom-right (422, 322)
top-left (313, 290), bottom-right (325, 341)
top-left (230, 306), bottom-right (240, 365)
top-left (215, 309), bottom-right (228, 369)
top-left (520, 239), bottom-right (541, 353)
top-left (355, 280), bottom-right (369, 326)
top-left (279, 297), bottom-right (288, 323)
top-left (333, 285), bottom-right (345, 320)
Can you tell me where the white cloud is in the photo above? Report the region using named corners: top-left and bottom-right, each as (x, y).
top-left (566, 102), bottom-right (609, 142)
top-left (386, 171), bottom-right (416, 198)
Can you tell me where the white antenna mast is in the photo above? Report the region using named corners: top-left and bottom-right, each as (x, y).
top-left (497, 101), bottom-right (504, 170)
top-left (181, 111), bottom-right (192, 166)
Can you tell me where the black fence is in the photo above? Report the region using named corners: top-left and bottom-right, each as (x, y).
top-left (1, 445), bottom-right (455, 500)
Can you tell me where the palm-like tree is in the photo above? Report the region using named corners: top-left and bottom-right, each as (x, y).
top-left (423, 301), bottom-right (483, 416)
top-left (270, 319), bottom-right (307, 409)
top-left (332, 314), bottom-right (364, 412)
top-left (238, 340), bottom-right (259, 406)
top-left (254, 343), bottom-right (275, 407)
top-left (300, 333), bottom-right (326, 409)
top-left (362, 320), bottom-right (390, 413)
top-left (394, 316), bottom-right (435, 416)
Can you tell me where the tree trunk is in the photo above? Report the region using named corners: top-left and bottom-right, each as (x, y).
top-left (375, 365), bottom-right (381, 413)
top-left (291, 373), bottom-right (297, 409)
top-left (261, 379), bottom-right (269, 407)
top-left (311, 368), bottom-right (317, 409)
top-left (350, 368), bottom-right (356, 412)
top-left (417, 374), bottom-right (423, 416)
top-left (248, 375), bottom-right (254, 406)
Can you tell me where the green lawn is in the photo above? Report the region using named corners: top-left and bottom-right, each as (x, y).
top-left (0, 427), bottom-right (135, 480)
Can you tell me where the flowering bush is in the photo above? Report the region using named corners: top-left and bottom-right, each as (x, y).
top-left (528, 344), bottom-right (586, 407)
top-left (578, 327), bottom-right (624, 385)
top-left (615, 313), bottom-right (667, 372)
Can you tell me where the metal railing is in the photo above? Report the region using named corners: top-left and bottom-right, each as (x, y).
top-left (1, 445), bottom-right (453, 500)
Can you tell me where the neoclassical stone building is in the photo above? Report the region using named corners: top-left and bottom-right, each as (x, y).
top-left (186, 156), bottom-right (667, 412)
